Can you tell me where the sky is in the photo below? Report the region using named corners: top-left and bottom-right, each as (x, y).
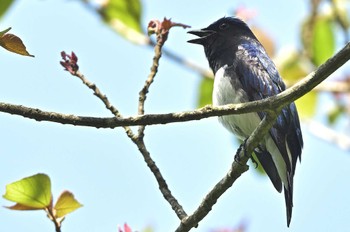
top-left (1, 1), bottom-right (350, 232)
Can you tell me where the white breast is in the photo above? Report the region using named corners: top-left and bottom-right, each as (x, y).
top-left (212, 66), bottom-right (262, 140)
top-left (212, 66), bottom-right (288, 186)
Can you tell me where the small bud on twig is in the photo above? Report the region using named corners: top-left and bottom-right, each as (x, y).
top-left (60, 51), bottom-right (79, 75)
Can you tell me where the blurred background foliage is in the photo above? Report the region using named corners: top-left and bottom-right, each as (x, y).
top-left (2, 0), bottom-right (349, 124)
top-left (85, 0), bottom-right (350, 177)
top-left (1, 0), bottom-right (350, 231)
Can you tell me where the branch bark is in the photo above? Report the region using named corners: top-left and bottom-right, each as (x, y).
top-left (1, 27), bottom-right (350, 232)
top-left (1, 42), bottom-right (350, 129)
top-left (175, 111), bottom-right (280, 232)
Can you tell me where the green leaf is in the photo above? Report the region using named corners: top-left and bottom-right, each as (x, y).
top-left (197, 77), bottom-right (214, 107)
top-left (0, 0), bottom-right (14, 19)
top-left (327, 104), bottom-right (345, 125)
top-left (312, 17), bottom-right (335, 66)
top-left (3, 173), bottom-right (52, 209)
top-left (5, 203), bottom-right (43, 210)
top-left (54, 191), bottom-right (82, 218)
top-left (278, 51), bottom-right (307, 82)
top-left (142, 226), bottom-right (155, 232)
top-left (101, 0), bottom-right (146, 44)
top-left (277, 51), bottom-right (317, 119)
top-left (295, 91), bottom-right (317, 119)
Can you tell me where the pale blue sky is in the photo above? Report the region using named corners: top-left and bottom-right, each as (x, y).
top-left (1, 1), bottom-right (350, 232)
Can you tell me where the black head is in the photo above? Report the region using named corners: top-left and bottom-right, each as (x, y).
top-left (188, 17), bottom-right (257, 71)
top-left (188, 16), bottom-right (256, 45)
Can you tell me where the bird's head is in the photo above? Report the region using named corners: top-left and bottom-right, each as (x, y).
top-left (188, 17), bottom-right (257, 70)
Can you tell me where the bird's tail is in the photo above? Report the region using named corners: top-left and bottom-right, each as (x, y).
top-left (255, 148), bottom-right (294, 226)
top-left (254, 149), bottom-right (282, 193)
top-left (284, 176), bottom-right (294, 227)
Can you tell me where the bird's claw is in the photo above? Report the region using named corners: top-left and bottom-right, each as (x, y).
top-left (234, 139), bottom-right (248, 165)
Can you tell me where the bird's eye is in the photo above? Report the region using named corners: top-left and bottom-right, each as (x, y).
top-left (219, 23), bottom-right (229, 30)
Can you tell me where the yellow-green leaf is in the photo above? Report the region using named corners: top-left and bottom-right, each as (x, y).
top-left (197, 77), bottom-right (214, 107)
top-left (327, 104), bottom-right (345, 125)
top-left (295, 91), bottom-right (317, 119)
top-left (54, 191), bottom-right (82, 218)
top-left (101, 0), bottom-right (147, 44)
top-left (312, 17), bottom-right (335, 66)
top-left (0, 32), bottom-right (34, 57)
top-left (0, 0), bottom-right (14, 19)
top-left (3, 173), bottom-right (52, 209)
top-left (277, 50), bottom-right (317, 118)
top-left (278, 51), bottom-right (307, 82)
top-left (6, 203), bottom-right (43, 210)
top-left (142, 226), bottom-right (155, 232)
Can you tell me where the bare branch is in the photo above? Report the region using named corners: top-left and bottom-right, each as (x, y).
top-left (1, 42), bottom-right (350, 129)
top-left (61, 61), bottom-right (136, 138)
top-left (137, 20), bottom-right (165, 137)
top-left (130, 136), bottom-right (188, 220)
top-left (136, 18), bottom-right (190, 220)
top-left (274, 43), bottom-right (350, 105)
top-left (59, 46), bottom-right (188, 221)
top-left (175, 111), bottom-right (280, 232)
top-left (75, 70), bottom-right (123, 117)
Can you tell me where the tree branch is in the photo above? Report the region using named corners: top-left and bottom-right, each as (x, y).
top-left (175, 110), bottom-right (280, 232)
top-left (133, 19), bottom-right (190, 220)
top-left (59, 39), bottom-right (188, 221)
top-left (137, 22), bottom-right (164, 138)
top-left (1, 42), bottom-right (350, 129)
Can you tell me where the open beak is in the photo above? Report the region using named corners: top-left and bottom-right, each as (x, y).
top-left (187, 29), bottom-right (215, 45)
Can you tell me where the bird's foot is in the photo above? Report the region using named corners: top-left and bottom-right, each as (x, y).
top-left (234, 138), bottom-right (248, 165)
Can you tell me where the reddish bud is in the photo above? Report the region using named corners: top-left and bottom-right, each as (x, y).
top-left (60, 51), bottom-right (79, 74)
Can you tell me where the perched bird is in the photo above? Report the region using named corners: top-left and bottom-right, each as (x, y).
top-left (188, 17), bottom-right (303, 226)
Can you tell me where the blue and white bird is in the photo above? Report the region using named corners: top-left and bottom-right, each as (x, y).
top-left (188, 17), bottom-right (303, 226)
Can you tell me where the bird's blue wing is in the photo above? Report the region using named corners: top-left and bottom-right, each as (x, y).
top-left (234, 40), bottom-right (303, 176)
top-left (233, 41), bottom-right (303, 222)
top-left (235, 41), bottom-right (285, 99)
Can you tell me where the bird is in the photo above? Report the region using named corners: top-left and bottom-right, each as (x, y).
top-left (188, 16), bottom-right (303, 226)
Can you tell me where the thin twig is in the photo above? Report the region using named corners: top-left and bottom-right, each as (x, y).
top-left (80, 0), bottom-right (211, 78)
top-left (130, 136), bottom-right (188, 220)
top-left (45, 207), bottom-right (62, 232)
top-left (137, 32), bottom-right (164, 137)
top-left (71, 70), bottom-right (136, 138)
top-left (69, 66), bottom-right (187, 220)
top-left (74, 71), bottom-right (122, 117)
top-left (61, 19), bottom-right (191, 221)
top-left (135, 19), bottom-right (190, 220)
top-left (3, 42), bottom-right (349, 128)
